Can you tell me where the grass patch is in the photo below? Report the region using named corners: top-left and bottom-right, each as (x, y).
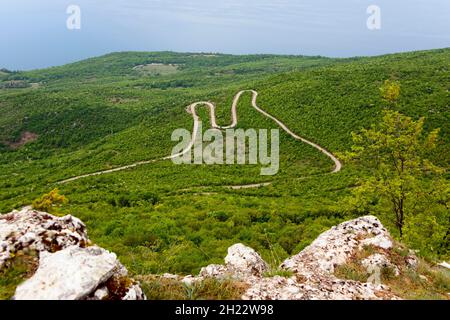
top-left (386, 262), bottom-right (450, 300)
top-left (334, 243), bottom-right (450, 300)
top-left (335, 263), bottom-right (369, 283)
top-left (0, 251), bottom-right (39, 300)
top-left (263, 269), bottom-right (294, 278)
top-left (138, 276), bottom-right (248, 300)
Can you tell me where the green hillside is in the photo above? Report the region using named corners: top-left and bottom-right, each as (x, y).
top-left (0, 49), bottom-right (448, 276)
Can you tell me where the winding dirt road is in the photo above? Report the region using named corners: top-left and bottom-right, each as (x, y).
top-left (59, 90), bottom-right (341, 185)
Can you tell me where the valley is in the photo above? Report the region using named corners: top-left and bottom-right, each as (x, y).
top-left (58, 89), bottom-right (341, 184)
top-left (0, 49), bottom-right (448, 279)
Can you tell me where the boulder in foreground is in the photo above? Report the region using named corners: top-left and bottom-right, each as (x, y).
top-left (0, 207), bottom-right (145, 300)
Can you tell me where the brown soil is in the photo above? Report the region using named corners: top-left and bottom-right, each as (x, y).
top-left (7, 131), bottom-right (39, 149)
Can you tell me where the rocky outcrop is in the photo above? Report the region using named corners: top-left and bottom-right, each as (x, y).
top-left (281, 216), bottom-right (393, 277)
top-left (14, 246), bottom-right (145, 300)
top-left (0, 207), bottom-right (145, 300)
top-left (163, 216), bottom-right (413, 300)
top-left (438, 262), bottom-right (450, 270)
top-left (2, 208), bottom-right (419, 300)
top-left (0, 206), bottom-right (88, 269)
top-left (224, 244), bottom-right (269, 277)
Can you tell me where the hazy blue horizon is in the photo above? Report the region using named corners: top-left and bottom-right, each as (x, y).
top-left (2, 0), bottom-right (450, 70)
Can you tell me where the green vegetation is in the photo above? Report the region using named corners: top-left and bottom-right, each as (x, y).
top-left (334, 243), bottom-right (450, 300)
top-left (380, 79), bottom-right (401, 106)
top-left (339, 82), bottom-right (448, 257)
top-left (0, 252), bottom-right (38, 300)
top-left (263, 269), bottom-right (294, 278)
top-left (32, 188), bottom-right (68, 213)
top-left (0, 49), bottom-right (448, 288)
top-left (341, 109), bottom-right (446, 236)
top-left (138, 276), bottom-right (247, 300)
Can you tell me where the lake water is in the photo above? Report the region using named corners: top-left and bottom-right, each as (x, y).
top-left (1, 0), bottom-right (450, 70)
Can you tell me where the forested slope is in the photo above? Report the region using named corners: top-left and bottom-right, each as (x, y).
top-left (0, 49), bottom-right (448, 275)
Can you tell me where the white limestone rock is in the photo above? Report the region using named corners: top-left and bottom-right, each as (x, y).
top-left (162, 273), bottom-right (180, 280)
top-left (14, 246), bottom-right (119, 300)
top-left (406, 254), bottom-right (419, 269)
top-left (242, 275), bottom-right (393, 300)
top-left (14, 245), bottom-right (146, 300)
top-left (361, 253), bottom-right (400, 276)
top-left (194, 216), bottom-right (400, 300)
top-left (122, 284), bottom-right (146, 300)
top-left (281, 216), bottom-right (393, 277)
top-left (1, 207), bottom-right (146, 300)
top-left (181, 275), bottom-right (203, 286)
top-left (93, 286), bottom-right (109, 300)
top-left (225, 243), bottom-right (269, 277)
top-left (199, 264), bottom-right (229, 278)
top-left (0, 206), bottom-right (88, 269)
top-left (4, 208), bottom-right (409, 301)
top-left (360, 235), bottom-right (392, 250)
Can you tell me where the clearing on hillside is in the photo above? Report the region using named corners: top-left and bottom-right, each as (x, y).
top-left (132, 63), bottom-right (179, 76)
top-left (6, 131), bottom-right (39, 149)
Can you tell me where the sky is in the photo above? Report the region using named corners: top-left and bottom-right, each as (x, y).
top-left (1, 0), bottom-right (450, 70)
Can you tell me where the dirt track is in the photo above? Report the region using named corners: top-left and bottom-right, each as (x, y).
top-left (59, 90), bottom-right (341, 185)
